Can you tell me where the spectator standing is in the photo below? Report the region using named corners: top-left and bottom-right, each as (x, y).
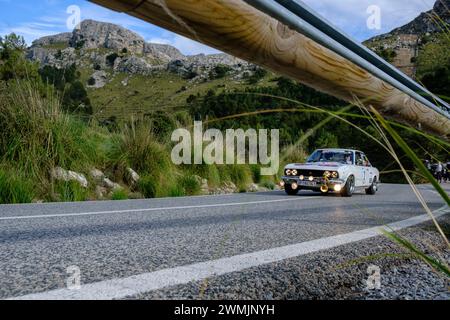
top-left (436, 162), bottom-right (443, 183)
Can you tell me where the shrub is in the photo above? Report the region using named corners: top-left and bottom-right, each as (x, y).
top-left (0, 33), bottom-right (40, 82)
top-left (210, 64), bottom-right (232, 79)
top-left (180, 175), bottom-right (201, 195)
top-left (205, 165), bottom-right (221, 187)
top-left (54, 180), bottom-right (87, 202)
top-left (228, 165), bottom-right (252, 191)
top-left (261, 180), bottom-right (276, 190)
top-left (138, 175), bottom-right (158, 198)
top-left (74, 40), bottom-right (85, 50)
top-left (246, 67), bottom-right (268, 84)
top-left (39, 64), bottom-right (92, 116)
top-left (111, 189), bottom-right (128, 200)
top-left (107, 121), bottom-right (173, 179)
top-left (250, 164), bottom-right (261, 183)
top-left (0, 168), bottom-right (34, 204)
top-left (63, 80), bottom-right (93, 115)
top-left (168, 185), bottom-right (185, 197)
top-left (0, 80), bottom-right (100, 179)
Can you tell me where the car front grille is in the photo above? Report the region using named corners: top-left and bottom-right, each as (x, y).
top-left (286, 169), bottom-right (327, 177)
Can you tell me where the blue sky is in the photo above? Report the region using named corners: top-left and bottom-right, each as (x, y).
top-left (0, 0), bottom-right (436, 55)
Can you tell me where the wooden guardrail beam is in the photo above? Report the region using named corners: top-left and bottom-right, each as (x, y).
top-left (90, 0), bottom-right (450, 138)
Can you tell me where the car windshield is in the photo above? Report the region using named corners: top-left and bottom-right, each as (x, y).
top-left (307, 150), bottom-right (354, 165)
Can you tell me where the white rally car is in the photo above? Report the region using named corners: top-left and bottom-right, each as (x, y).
top-left (281, 149), bottom-right (380, 197)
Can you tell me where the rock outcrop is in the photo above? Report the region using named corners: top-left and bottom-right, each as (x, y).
top-left (385, 0), bottom-right (449, 36)
top-left (27, 19), bottom-right (254, 81)
top-left (364, 0), bottom-right (449, 77)
top-left (32, 32), bottom-right (72, 47)
top-left (51, 167), bottom-right (88, 188)
top-left (71, 20), bottom-right (145, 55)
top-left (144, 43), bottom-right (185, 62)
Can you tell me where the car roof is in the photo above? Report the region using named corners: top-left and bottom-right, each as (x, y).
top-left (316, 148), bottom-right (363, 153)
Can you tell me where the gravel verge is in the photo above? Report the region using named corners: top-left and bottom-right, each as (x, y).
top-left (131, 215), bottom-right (450, 300)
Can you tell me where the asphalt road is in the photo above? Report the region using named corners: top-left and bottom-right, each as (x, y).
top-left (0, 183), bottom-right (448, 300)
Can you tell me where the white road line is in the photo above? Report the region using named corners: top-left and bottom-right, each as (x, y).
top-left (0, 197), bottom-right (318, 221)
top-left (10, 206), bottom-right (449, 300)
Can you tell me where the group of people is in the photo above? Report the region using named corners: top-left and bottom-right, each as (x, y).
top-left (425, 160), bottom-right (450, 183)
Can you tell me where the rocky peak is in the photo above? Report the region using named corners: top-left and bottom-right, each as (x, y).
top-left (144, 43), bottom-right (185, 62)
top-left (70, 19), bottom-right (145, 55)
top-left (372, 0), bottom-right (449, 38)
top-left (31, 32), bottom-right (72, 48)
top-left (27, 19), bottom-right (254, 81)
top-left (364, 0), bottom-right (449, 77)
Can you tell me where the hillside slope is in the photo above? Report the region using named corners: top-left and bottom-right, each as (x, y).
top-left (364, 0), bottom-right (449, 77)
top-left (27, 19), bottom-right (272, 121)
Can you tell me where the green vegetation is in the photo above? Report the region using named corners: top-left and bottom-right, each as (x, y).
top-left (42, 42), bottom-right (69, 50)
top-left (0, 34), bottom-right (40, 82)
top-left (55, 180), bottom-right (88, 202)
top-left (416, 34), bottom-right (450, 98)
top-left (210, 64), bottom-right (232, 79)
top-left (0, 168), bottom-right (34, 204)
top-left (111, 189), bottom-right (128, 200)
top-left (39, 64), bottom-right (93, 116)
top-left (374, 47), bottom-right (397, 63)
top-left (179, 175), bottom-right (201, 196)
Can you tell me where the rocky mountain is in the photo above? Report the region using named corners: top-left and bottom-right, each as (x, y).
top-left (381, 0), bottom-right (449, 36)
top-left (27, 19), bottom-right (253, 85)
top-left (364, 0), bottom-right (449, 77)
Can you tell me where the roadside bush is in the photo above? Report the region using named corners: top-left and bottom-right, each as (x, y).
top-left (228, 165), bottom-right (252, 191)
top-left (138, 175), bottom-right (158, 198)
top-left (204, 165), bottom-right (221, 188)
top-left (0, 168), bottom-right (34, 204)
top-left (111, 189), bottom-right (128, 200)
top-left (54, 181), bottom-right (88, 202)
top-left (108, 121), bottom-right (173, 176)
top-left (190, 164), bottom-right (220, 188)
top-left (250, 164), bottom-right (261, 183)
top-left (261, 180), bottom-right (276, 190)
top-left (0, 80), bottom-right (100, 179)
top-left (168, 185), bottom-right (185, 197)
top-left (180, 175), bottom-right (201, 196)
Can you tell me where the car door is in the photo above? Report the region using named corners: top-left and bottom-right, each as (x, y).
top-left (355, 152), bottom-right (366, 187)
top-left (361, 154), bottom-right (372, 186)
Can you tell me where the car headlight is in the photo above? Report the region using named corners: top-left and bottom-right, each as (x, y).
top-left (285, 169), bottom-right (292, 176)
top-left (331, 171), bottom-right (339, 178)
top-left (292, 169), bottom-right (298, 176)
top-left (299, 175), bottom-right (304, 180)
top-left (324, 171), bottom-right (331, 178)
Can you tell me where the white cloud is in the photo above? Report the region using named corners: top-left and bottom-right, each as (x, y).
top-left (148, 35), bottom-right (220, 55)
top-left (147, 37), bottom-right (172, 45)
top-left (0, 22), bottom-right (65, 44)
top-left (170, 35), bottom-right (220, 55)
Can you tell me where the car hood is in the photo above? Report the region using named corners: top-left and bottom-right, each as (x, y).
top-left (285, 162), bottom-right (346, 170)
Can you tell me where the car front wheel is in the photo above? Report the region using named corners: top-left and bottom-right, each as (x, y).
top-left (341, 175), bottom-right (355, 197)
top-left (285, 184), bottom-right (299, 195)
